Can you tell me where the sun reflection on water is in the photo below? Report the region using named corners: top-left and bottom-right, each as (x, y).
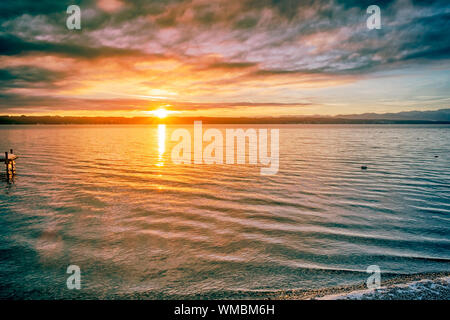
top-left (157, 124), bottom-right (166, 167)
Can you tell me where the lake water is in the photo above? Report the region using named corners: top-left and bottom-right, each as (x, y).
top-left (0, 124), bottom-right (449, 299)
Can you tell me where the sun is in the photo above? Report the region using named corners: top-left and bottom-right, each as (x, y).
top-left (153, 108), bottom-right (169, 118)
top-left (146, 107), bottom-right (179, 118)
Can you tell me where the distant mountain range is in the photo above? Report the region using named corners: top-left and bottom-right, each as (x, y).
top-left (0, 109), bottom-right (449, 124)
top-left (336, 108), bottom-right (450, 121)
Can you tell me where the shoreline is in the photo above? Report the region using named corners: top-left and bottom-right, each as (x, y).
top-left (2, 272), bottom-right (449, 300)
top-left (277, 272), bottom-right (450, 300)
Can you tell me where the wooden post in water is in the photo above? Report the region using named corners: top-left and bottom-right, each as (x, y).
top-left (10, 149), bottom-right (15, 174)
top-left (5, 151), bottom-right (9, 180)
top-left (3, 150), bottom-right (17, 180)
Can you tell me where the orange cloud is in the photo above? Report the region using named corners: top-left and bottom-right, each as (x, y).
top-left (97, 0), bottom-right (125, 13)
top-left (0, 51), bottom-right (360, 116)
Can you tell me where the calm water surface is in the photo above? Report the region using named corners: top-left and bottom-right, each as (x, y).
top-left (0, 124), bottom-right (449, 298)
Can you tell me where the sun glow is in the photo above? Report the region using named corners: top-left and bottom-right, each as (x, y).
top-left (148, 108), bottom-right (178, 118)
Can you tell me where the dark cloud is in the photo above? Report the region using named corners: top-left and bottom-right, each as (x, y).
top-left (0, 91), bottom-right (312, 114)
top-left (0, 66), bottom-right (65, 89)
top-left (400, 12), bottom-right (450, 61)
top-left (0, 34), bottom-right (142, 58)
top-left (204, 62), bottom-right (258, 70)
top-left (2, 0), bottom-right (449, 71)
top-left (0, 1), bottom-right (68, 19)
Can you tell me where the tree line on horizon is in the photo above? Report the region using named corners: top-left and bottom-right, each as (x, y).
top-left (0, 115), bottom-right (449, 125)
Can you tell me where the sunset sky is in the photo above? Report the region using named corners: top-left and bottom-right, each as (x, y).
top-left (0, 0), bottom-right (449, 117)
